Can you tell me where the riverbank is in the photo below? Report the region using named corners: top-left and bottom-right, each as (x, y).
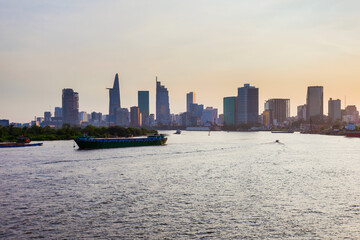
top-left (0, 125), bottom-right (157, 142)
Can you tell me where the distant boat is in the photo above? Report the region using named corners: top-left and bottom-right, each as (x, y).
top-left (74, 134), bottom-right (167, 149)
top-left (0, 138), bottom-right (43, 148)
top-left (186, 126), bottom-right (210, 131)
top-left (345, 132), bottom-right (360, 138)
top-left (174, 129), bottom-right (181, 134)
top-left (271, 130), bottom-right (294, 133)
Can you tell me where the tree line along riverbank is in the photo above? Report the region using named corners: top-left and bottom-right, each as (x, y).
top-left (0, 124), bottom-right (157, 142)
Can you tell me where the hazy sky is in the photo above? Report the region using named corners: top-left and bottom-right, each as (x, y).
top-left (1, 0), bottom-right (360, 122)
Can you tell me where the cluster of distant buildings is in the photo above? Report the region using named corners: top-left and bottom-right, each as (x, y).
top-left (223, 85), bottom-right (359, 129)
top-left (296, 86), bottom-right (359, 127)
top-left (1, 73), bottom-right (222, 129)
top-left (1, 74), bottom-right (359, 130)
top-left (43, 73), bottom-right (155, 128)
top-left (223, 83), bottom-right (291, 129)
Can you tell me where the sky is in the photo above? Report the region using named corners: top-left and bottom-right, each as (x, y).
top-left (1, 0), bottom-right (360, 123)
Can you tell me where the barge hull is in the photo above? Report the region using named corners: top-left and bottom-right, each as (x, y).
top-left (74, 136), bottom-right (167, 149)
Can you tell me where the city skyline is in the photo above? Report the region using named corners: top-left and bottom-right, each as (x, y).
top-left (1, 1), bottom-right (360, 122)
top-left (1, 75), bottom-right (359, 124)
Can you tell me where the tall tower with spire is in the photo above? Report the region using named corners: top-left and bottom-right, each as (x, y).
top-left (108, 73), bottom-right (121, 124)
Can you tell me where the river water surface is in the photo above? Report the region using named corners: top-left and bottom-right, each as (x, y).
top-left (1, 131), bottom-right (360, 239)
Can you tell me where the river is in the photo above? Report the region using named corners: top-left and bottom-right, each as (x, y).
top-left (1, 131), bottom-right (360, 239)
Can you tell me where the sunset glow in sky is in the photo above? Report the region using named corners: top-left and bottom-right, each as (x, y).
top-left (1, 0), bottom-right (360, 122)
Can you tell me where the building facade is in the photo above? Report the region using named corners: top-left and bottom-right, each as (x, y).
top-left (236, 84), bottom-right (259, 124)
top-left (44, 112), bottom-right (52, 125)
top-left (223, 96), bottom-right (236, 126)
top-left (156, 78), bottom-right (171, 125)
top-left (0, 119), bottom-right (9, 127)
top-left (264, 98), bottom-right (290, 127)
top-left (115, 108), bottom-right (130, 127)
top-left (297, 105), bottom-right (307, 121)
top-left (138, 91), bottom-right (149, 125)
top-left (78, 111), bottom-right (88, 123)
top-left (52, 107), bottom-right (63, 128)
top-left (186, 92), bottom-right (196, 113)
top-left (130, 106), bottom-right (141, 127)
top-left (62, 88), bottom-right (79, 126)
top-left (201, 107), bottom-right (218, 126)
top-left (90, 112), bottom-right (102, 126)
top-left (306, 86), bottom-right (323, 122)
top-left (344, 105), bottom-right (359, 123)
top-left (54, 107), bottom-right (62, 118)
top-left (108, 73), bottom-right (121, 124)
top-left (190, 103), bottom-right (204, 126)
top-left (328, 98), bottom-right (341, 122)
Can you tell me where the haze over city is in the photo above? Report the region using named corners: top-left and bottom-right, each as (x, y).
top-left (1, 0), bottom-right (360, 122)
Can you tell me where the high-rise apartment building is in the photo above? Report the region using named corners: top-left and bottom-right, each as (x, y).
top-left (54, 107), bottom-right (62, 118)
top-left (115, 108), bottom-right (130, 127)
top-left (328, 98), bottom-right (341, 122)
top-left (91, 112), bottom-right (102, 122)
top-left (236, 84), bottom-right (259, 124)
top-left (52, 107), bottom-right (63, 128)
top-left (79, 111), bottom-right (88, 123)
top-left (108, 73), bottom-right (121, 124)
top-left (264, 98), bottom-right (290, 126)
top-left (344, 105), bottom-right (359, 123)
top-left (186, 92), bottom-right (196, 113)
top-left (149, 114), bottom-right (155, 126)
top-left (130, 106), bottom-right (141, 127)
top-left (44, 112), bottom-right (51, 124)
top-left (62, 88), bottom-right (79, 126)
top-left (297, 105), bottom-right (307, 121)
top-left (223, 97), bottom-right (236, 126)
top-left (190, 103), bottom-right (204, 126)
top-left (138, 91), bottom-right (149, 125)
top-left (156, 78), bottom-right (171, 125)
top-left (306, 86), bottom-right (323, 121)
top-left (0, 119), bottom-right (10, 126)
top-left (201, 107), bottom-right (218, 125)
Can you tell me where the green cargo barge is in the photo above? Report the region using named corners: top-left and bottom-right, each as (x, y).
top-left (74, 134), bottom-right (167, 149)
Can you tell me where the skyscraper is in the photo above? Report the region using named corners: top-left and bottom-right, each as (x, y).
top-left (108, 73), bottom-right (121, 124)
top-left (236, 84), bottom-right (259, 124)
top-left (62, 88), bottom-right (79, 126)
top-left (328, 98), bottom-right (341, 122)
top-left (264, 98), bottom-right (290, 126)
top-left (156, 77), bottom-right (171, 125)
top-left (130, 106), bottom-right (141, 127)
top-left (186, 92), bottom-right (196, 113)
top-left (138, 91), bottom-right (149, 125)
top-left (223, 96), bottom-right (236, 126)
top-left (306, 86), bottom-right (323, 121)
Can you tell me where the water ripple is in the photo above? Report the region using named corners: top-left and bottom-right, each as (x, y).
top-left (1, 131), bottom-right (360, 239)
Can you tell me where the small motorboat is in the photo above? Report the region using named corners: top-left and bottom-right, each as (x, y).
top-left (271, 130), bottom-right (294, 133)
